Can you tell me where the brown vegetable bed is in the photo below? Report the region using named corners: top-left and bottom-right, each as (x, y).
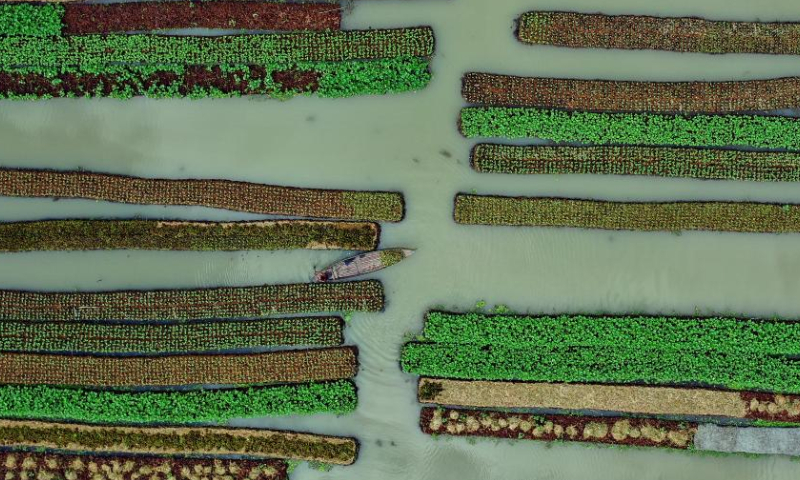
top-left (462, 72), bottom-right (800, 113)
top-left (0, 347), bottom-right (358, 387)
top-left (0, 419), bottom-right (358, 465)
top-left (0, 451), bottom-right (288, 480)
top-left (517, 11), bottom-right (800, 55)
top-left (0, 168), bottom-right (404, 222)
top-left (743, 392), bottom-right (800, 423)
top-left (421, 407), bottom-right (697, 449)
top-left (61, 2), bottom-right (341, 34)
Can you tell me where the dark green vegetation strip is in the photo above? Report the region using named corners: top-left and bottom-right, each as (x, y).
top-left (0, 452), bottom-right (288, 480)
top-left (0, 57), bottom-right (432, 100)
top-left (0, 381), bottom-right (357, 424)
top-left (401, 342), bottom-right (800, 393)
top-left (0, 420), bottom-right (358, 464)
top-left (460, 107), bottom-right (800, 150)
top-left (0, 219), bottom-right (379, 252)
top-left (0, 280), bottom-right (384, 321)
top-left (517, 11), bottom-right (800, 55)
top-left (0, 168), bottom-right (404, 222)
top-left (0, 317), bottom-right (343, 353)
top-left (462, 72), bottom-right (800, 113)
top-left (471, 144), bottom-right (800, 182)
top-left (0, 28), bottom-right (435, 67)
top-left (453, 194), bottom-right (800, 233)
top-left (422, 312), bottom-right (800, 355)
top-left (0, 4), bottom-right (62, 37)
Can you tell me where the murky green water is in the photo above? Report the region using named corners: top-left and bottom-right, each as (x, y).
top-left (2, 0), bottom-right (800, 478)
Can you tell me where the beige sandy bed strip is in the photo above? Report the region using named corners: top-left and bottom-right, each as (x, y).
top-left (0, 419), bottom-right (357, 465)
top-left (420, 378), bottom-right (748, 418)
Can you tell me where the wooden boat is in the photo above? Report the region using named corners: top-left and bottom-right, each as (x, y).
top-left (314, 248), bottom-right (414, 282)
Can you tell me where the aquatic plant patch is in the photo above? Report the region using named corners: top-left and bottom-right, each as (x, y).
top-left (421, 312), bottom-right (800, 355)
top-left (0, 452), bottom-right (288, 480)
top-left (0, 419), bottom-right (358, 464)
top-left (402, 343), bottom-right (800, 393)
top-left (459, 107), bottom-right (800, 150)
top-left (0, 347), bottom-right (357, 387)
top-left (421, 407), bottom-right (696, 449)
top-left (453, 195), bottom-right (800, 233)
top-left (0, 317), bottom-right (344, 353)
top-left (61, 2), bottom-right (341, 34)
top-left (0, 56), bottom-right (432, 100)
top-left (462, 73), bottom-right (800, 113)
top-left (0, 168), bottom-right (404, 222)
top-left (0, 28), bottom-right (434, 67)
top-left (0, 280), bottom-right (384, 321)
top-left (0, 219), bottom-right (379, 252)
top-left (516, 12), bottom-right (800, 55)
top-left (470, 144), bottom-right (800, 182)
top-left (0, 380), bottom-right (357, 424)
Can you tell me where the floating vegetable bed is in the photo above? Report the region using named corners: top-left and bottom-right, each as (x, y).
top-left (0, 380), bottom-right (357, 424)
top-left (459, 107), bottom-right (800, 150)
top-left (470, 144), bottom-right (800, 182)
top-left (453, 194), bottom-right (800, 233)
top-left (0, 2), bottom-right (340, 36)
top-left (0, 347), bottom-right (358, 387)
top-left (0, 27), bottom-right (434, 99)
top-left (422, 407), bottom-right (697, 449)
top-left (418, 378), bottom-right (800, 424)
top-left (0, 419), bottom-right (358, 464)
top-left (516, 11), bottom-right (800, 55)
top-left (0, 280), bottom-right (384, 321)
top-left (0, 168), bottom-right (404, 222)
top-left (0, 219), bottom-right (380, 252)
top-left (0, 316), bottom-right (344, 353)
top-left (462, 73), bottom-right (800, 113)
top-left (0, 452), bottom-right (288, 480)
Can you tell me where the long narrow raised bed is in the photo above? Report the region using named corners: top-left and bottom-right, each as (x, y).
top-left (462, 73), bottom-right (800, 113)
top-left (453, 194), bottom-right (800, 233)
top-left (516, 11), bottom-right (800, 55)
top-left (0, 56), bottom-right (432, 100)
top-left (0, 168), bottom-right (404, 222)
top-left (0, 219), bottom-right (380, 252)
top-left (0, 452), bottom-right (288, 480)
top-left (422, 407), bottom-right (696, 449)
top-left (402, 342), bottom-right (800, 393)
top-left (0, 317), bottom-right (344, 353)
top-left (0, 380), bottom-right (357, 423)
top-left (0, 280), bottom-right (384, 322)
top-left (0, 28), bottom-right (434, 67)
top-left (419, 378), bottom-right (800, 424)
top-left (420, 312), bottom-right (800, 355)
top-left (0, 347), bottom-right (357, 387)
top-left (0, 419), bottom-right (358, 464)
top-left (459, 107), bottom-right (800, 150)
top-left (470, 144), bottom-right (800, 182)
top-left (0, 3), bottom-right (340, 36)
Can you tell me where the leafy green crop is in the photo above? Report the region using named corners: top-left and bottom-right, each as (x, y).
top-left (471, 144), bottom-right (800, 182)
top-left (0, 381), bottom-right (357, 424)
top-left (0, 5), bottom-right (62, 37)
top-left (0, 28), bottom-right (434, 67)
top-left (401, 342), bottom-right (800, 393)
top-left (421, 312), bottom-right (800, 355)
top-left (460, 107), bottom-right (800, 150)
